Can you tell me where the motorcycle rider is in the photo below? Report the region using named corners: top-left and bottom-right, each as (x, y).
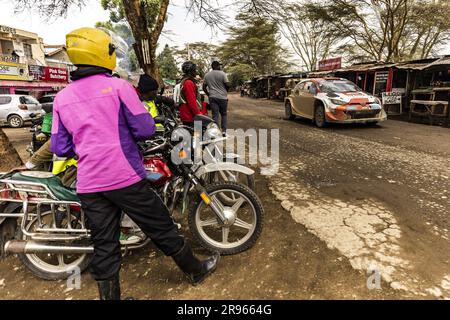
top-left (178, 61), bottom-right (203, 126)
top-left (136, 74), bottom-right (170, 133)
top-left (51, 27), bottom-right (219, 300)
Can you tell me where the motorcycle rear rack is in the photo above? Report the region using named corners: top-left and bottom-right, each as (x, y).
top-left (0, 179), bottom-right (90, 241)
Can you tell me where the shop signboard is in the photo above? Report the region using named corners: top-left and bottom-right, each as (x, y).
top-left (0, 61), bottom-right (28, 80)
top-left (382, 92), bottom-right (402, 105)
top-left (319, 58), bottom-right (342, 71)
top-left (375, 72), bottom-right (389, 82)
top-left (28, 65), bottom-right (45, 81)
top-left (28, 65), bottom-right (68, 83)
top-left (382, 91), bottom-right (403, 115)
top-left (43, 67), bottom-right (68, 83)
top-left (0, 25), bottom-right (17, 35)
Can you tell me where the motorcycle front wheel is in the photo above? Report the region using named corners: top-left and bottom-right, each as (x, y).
top-left (188, 182), bottom-right (264, 255)
top-left (206, 171), bottom-right (256, 206)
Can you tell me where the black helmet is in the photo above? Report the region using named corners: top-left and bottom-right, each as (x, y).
top-left (182, 61), bottom-right (198, 76)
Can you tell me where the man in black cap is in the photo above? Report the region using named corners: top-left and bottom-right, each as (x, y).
top-left (137, 74), bottom-right (175, 132)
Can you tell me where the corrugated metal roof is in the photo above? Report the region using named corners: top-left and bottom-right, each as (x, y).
top-left (395, 58), bottom-right (439, 70)
top-left (423, 56), bottom-right (450, 69)
top-left (335, 62), bottom-right (396, 72)
top-left (308, 70), bottom-right (334, 76)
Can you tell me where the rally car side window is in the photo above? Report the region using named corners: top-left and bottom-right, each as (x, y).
top-left (293, 82), bottom-right (306, 96)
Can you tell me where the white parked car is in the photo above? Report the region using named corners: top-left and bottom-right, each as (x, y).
top-left (0, 94), bottom-right (45, 128)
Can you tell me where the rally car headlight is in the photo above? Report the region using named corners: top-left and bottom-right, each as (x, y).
top-left (330, 99), bottom-right (347, 106)
top-left (374, 97), bottom-right (382, 106)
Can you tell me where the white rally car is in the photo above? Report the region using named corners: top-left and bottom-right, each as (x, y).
top-left (285, 78), bottom-right (387, 127)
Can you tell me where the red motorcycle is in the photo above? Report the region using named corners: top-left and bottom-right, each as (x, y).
top-left (0, 116), bottom-right (264, 281)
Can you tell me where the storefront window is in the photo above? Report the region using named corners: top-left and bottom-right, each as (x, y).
top-left (373, 72), bottom-right (389, 97)
top-left (24, 44), bottom-right (33, 60)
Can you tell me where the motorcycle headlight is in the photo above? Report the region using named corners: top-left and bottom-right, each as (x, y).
top-left (330, 99), bottom-right (348, 106)
top-left (205, 123), bottom-right (222, 140)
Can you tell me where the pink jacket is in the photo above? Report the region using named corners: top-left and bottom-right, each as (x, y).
top-left (51, 73), bottom-right (156, 194)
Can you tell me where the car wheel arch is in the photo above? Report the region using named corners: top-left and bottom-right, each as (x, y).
top-left (7, 114), bottom-right (24, 127)
top-left (314, 100), bottom-right (326, 117)
top-left (285, 98), bottom-right (293, 107)
top-left (313, 100), bottom-right (328, 128)
top-left (7, 113), bottom-right (22, 120)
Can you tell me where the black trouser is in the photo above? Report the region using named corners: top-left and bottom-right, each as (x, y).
top-left (78, 179), bottom-right (185, 281)
top-left (210, 97), bottom-right (228, 132)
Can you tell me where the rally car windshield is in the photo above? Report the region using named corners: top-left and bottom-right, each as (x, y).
top-left (319, 81), bottom-right (360, 93)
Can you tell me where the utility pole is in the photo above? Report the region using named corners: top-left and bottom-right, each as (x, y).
top-left (186, 43), bottom-right (191, 60)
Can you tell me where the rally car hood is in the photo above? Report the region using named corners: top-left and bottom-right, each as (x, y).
top-left (322, 91), bottom-right (376, 104)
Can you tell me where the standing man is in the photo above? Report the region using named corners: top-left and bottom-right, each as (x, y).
top-left (52, 28), bottom-right (219, 300)
top-left (203, 60), bottom-right (230, 134)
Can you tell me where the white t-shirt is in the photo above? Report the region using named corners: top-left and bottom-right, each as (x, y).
top-left (173, 83), bottom-right (181, 105)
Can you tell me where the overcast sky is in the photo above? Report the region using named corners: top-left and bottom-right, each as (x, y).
top-left (0, 0), bottom-right (449, 68)
top-left (0, 0), bottom-right (228, 49)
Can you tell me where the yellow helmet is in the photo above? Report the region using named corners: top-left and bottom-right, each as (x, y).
top-left (66, 27), bottom-right (117, 71)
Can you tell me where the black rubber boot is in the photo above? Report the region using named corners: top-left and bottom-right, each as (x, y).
top-left (172, 241), bottom-right (220, 286)
top-left (97, 274), bottom-right (121, 300)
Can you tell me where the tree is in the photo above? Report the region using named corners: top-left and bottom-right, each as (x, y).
top-left (13, 0), bottom-right (286, 80)
top-left (306, 0), bottom-right (450, 62)
top-left (174, 42), bottom-right (218, 77)
top-left (278, 3), bottom-right (338, 71)
top-left (156, 44), bottom-right (178, 80)
top-left (218, 14), bottom-right (289, 87)
top-left (100, 0), bottom-right (169, 83)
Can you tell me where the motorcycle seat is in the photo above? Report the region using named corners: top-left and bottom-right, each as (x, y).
top-left (12, 172), bottom-right (79, 202)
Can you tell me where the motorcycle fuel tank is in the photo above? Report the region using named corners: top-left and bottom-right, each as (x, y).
top-left (143, 156), bottom-right (173, 187)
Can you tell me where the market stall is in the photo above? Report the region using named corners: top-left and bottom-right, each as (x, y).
top-left (407, 56), bottom-right (450, 125)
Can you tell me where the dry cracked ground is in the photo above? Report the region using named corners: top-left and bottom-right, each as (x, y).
top-left (0, 94), bottom-right (449, 300)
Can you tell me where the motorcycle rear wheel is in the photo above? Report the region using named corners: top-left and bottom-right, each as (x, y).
top-left (17, 211), bottom-right (91, 281)
top-left (188, 182), bottom-right (264, 255)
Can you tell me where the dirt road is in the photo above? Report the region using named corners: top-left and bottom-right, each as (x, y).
top-left (0, 94), bottom-right (449, 300)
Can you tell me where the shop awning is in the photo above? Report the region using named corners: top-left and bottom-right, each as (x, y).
top-left (0, 79), bottom-right (67, 89)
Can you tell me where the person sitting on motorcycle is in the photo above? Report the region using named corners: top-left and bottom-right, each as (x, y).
top-left (178, 61), bottom-right (203, 126)
top-left (136, 74), bottom-right (165, 133)
top-left (52, 27), bottom-right (219, 300)
top-left (21, 139), bottom-right (77, 189)
top-left (20, 138), bottom-right (149, 246)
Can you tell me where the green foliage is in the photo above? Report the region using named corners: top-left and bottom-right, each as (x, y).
top-left (218, 13), bottom-right (289, 87)
top-left (100, 0), bottom-right (161, 29)
top-left (157, 44), bottom-right (179, 80)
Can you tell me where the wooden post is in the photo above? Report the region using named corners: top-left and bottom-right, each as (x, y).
top-left (446, 90), bottom-right (450, 128)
